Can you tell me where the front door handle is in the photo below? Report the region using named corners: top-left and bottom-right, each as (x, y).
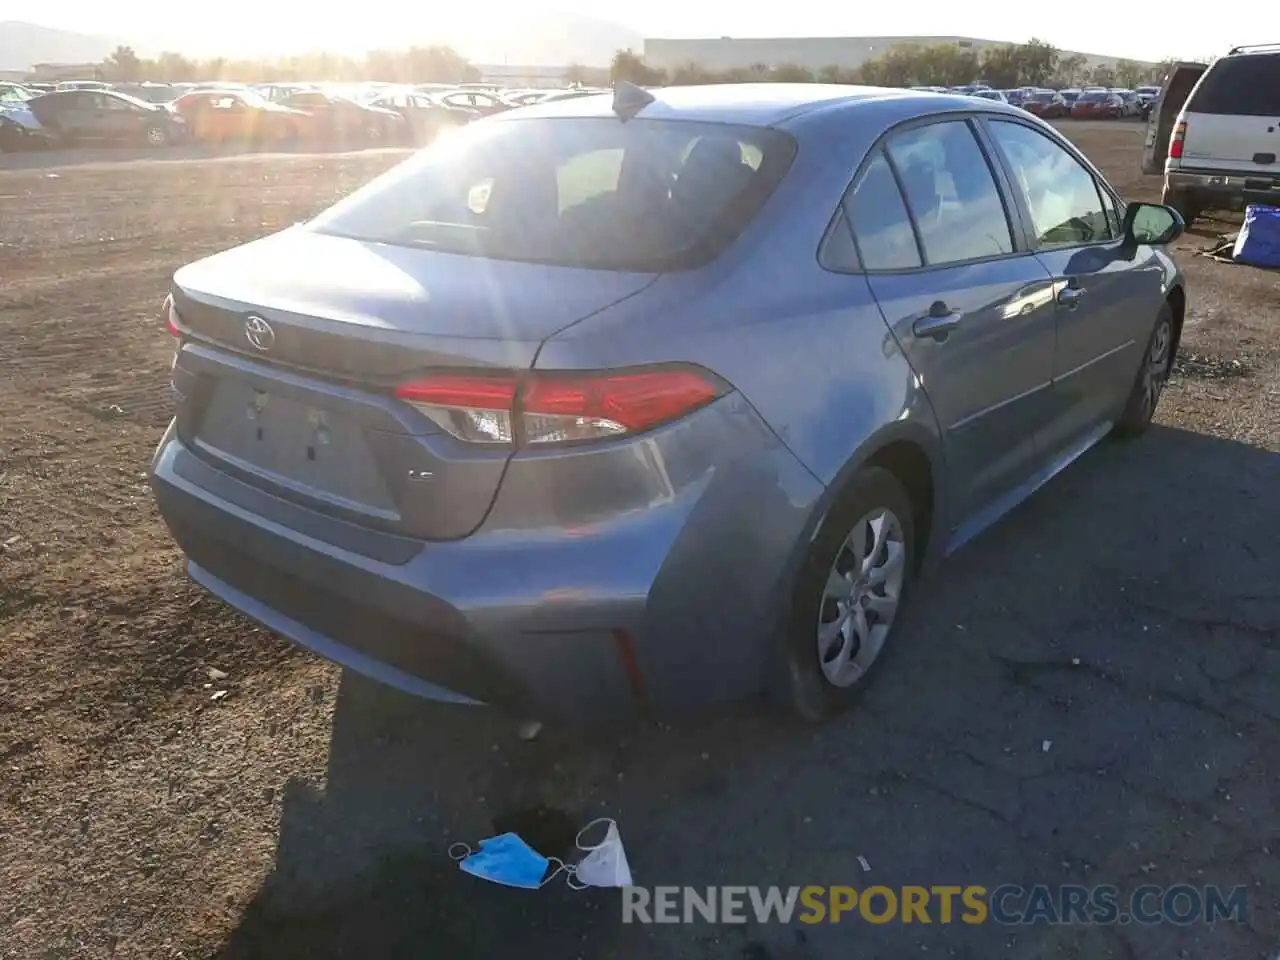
top-left (1057, 285), bottom-right (1087, 307)
top-left (912, 301), bottom-right (963, 340)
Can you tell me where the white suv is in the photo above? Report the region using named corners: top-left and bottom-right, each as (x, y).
top-left (1161, 45), bottom-right (1280, 226)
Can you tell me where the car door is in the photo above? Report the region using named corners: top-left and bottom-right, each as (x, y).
top-left (1141, 63), bottom-right (1207, 174)
top-left (214, 96), bottom-right (250, 139)
top-left (847, 116), bottom-right (1058, 539)
top-left (179, 94), bottom-right (212, 139)
top-left (983, 117), bottom-right (1165, 456)
top-left (43, 92), bottom-right (94, 138)
top-left (78, 94), bottom-right (118, 138)
top-left (97, 94), bottom-right (145, 140)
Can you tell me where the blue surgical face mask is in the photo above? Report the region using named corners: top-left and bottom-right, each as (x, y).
top-left (450, 818), bottom-right (632, 891)
top-left (450, 833), bottom-right (557, 890)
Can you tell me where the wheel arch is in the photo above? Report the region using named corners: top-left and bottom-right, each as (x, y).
top-left (807, 419), bottom-right (949, 579)
top-left (762, 419), bottom-right (949, 708)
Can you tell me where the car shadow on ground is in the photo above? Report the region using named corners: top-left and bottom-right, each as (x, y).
top-left (215, 424), bottom-right (1279, 960)
top-left (0, 143), bottom-right (412, 171)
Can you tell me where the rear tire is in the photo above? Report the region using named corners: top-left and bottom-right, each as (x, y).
top-left (1114, 303), bottom-right (1175, 438)
top-left (144, 124), bottom-right (168, 147)
top-left (780, 467), bottom-right (917, 722)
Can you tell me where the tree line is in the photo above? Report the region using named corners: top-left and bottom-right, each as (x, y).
top-left (98, 45), bottom-right (482, 84)
top-left (93, 38), bottom-right (1176, 91)
top-left (612, 40), bottom-right (1178, 91)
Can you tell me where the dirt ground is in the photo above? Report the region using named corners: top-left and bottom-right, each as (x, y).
top-left (1, 123), bottom-right (1278, 960)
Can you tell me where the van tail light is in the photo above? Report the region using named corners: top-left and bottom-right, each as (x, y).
top-left (1169, 120), bottom-right (1187, 160)
top-left (394, 366), bottom-right (725, 446)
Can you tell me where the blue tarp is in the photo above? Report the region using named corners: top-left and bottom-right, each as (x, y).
top-left (1232, 204), bottom-right (1280, 269)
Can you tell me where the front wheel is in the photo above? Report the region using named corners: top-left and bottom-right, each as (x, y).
top-left (1114, 304), bottom-right (1175, 438)
top-left (144, 124), bottom-right (169, 147)
top-left (781, 467), bottom-right (916, 722)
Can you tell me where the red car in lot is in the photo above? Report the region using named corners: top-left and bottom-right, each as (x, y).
top-left (1020, 90), bottom-right (1069, 119)
top-left (1070, 91), bottom-right (1125, 119)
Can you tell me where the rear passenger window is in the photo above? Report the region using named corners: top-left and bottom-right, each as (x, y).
top-left (818, 210), bottom-right (860, 272)
top-left (885, 120), bottom-right (1014, 265)
top-left (1187, 53), bottom-right (1280, 117)
top-left (846, 150), bottom-right (921, 271)
top-left (987, 120), bottom-right (1112, 247)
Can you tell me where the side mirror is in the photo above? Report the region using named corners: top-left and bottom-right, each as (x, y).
top-left (1123, 201), bottom-right (1184, 246)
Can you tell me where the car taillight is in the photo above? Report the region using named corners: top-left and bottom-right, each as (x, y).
top-left (163, 294), bottom-right (181, 336)
top-left (1169, 120), bottom-right (1187, 160)
top-left (394, 366), bottom-right (725, 446)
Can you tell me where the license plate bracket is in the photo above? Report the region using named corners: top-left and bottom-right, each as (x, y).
top-left (194, 380), bottom-right (396, 512)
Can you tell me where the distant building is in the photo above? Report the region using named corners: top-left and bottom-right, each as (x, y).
top-left (642, 36), bottom-right (1151, 75)
top-left (477, 64), bottom-right (608, 89)
top-left (28, 62), bottom-right (105, 82)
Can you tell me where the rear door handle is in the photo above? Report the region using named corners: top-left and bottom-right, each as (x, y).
top-left (1057, 285), bottom-right (1087, 307)
top-left (912, 301), bottom-right (963, 340)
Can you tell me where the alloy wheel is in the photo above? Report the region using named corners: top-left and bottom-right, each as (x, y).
top-left (1141, 317), bottom-right (1172, 420)
top-left (817, 507), bottom-right (907, 688)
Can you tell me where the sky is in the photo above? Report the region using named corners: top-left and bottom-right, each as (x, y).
top-left (24, 1), bottom-right (1244, 64)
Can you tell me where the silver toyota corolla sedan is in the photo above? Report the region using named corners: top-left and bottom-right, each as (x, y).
top-left (151, 83), bottom-right (1186, 723)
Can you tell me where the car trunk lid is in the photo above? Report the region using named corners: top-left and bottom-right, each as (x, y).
top-left (170, 227), bottom-right (658, 540)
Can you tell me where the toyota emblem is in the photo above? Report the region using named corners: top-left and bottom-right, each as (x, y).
top-left (244, 315), bottom-right (275, 352)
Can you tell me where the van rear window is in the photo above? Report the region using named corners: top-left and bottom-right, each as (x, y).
top-left (1187, 53), bottom-right (1280, 116)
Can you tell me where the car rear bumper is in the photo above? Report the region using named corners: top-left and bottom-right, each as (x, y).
top-left (1166, 168), bottom-right (1280, 207)
top-left (150, 404), bottom-right (824, 722)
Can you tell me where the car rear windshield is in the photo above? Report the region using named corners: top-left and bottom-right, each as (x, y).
top-left (1188, 53), bottom-right (1280, 116)
top-left (308, 117), bottom-right (796, 271)
top-left (1077, 92), bottom-right (1109, 103)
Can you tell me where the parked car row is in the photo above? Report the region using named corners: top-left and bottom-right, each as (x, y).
top-left (911, 83), bottom-right (1160, 121)
top-left (0, 79), bottom-right (608, 152)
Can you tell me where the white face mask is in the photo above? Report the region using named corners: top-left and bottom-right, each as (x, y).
top-left (568, 819), bottom-right (633, 889)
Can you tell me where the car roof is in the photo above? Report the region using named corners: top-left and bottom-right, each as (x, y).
top-left (495, 83), bottom-right (1025, 128)
top-left (1224, 44), bottom-right (1280, 57)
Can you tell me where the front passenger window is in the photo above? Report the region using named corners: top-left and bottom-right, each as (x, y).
top-left (987, 120), bottom-right (1113, 248)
